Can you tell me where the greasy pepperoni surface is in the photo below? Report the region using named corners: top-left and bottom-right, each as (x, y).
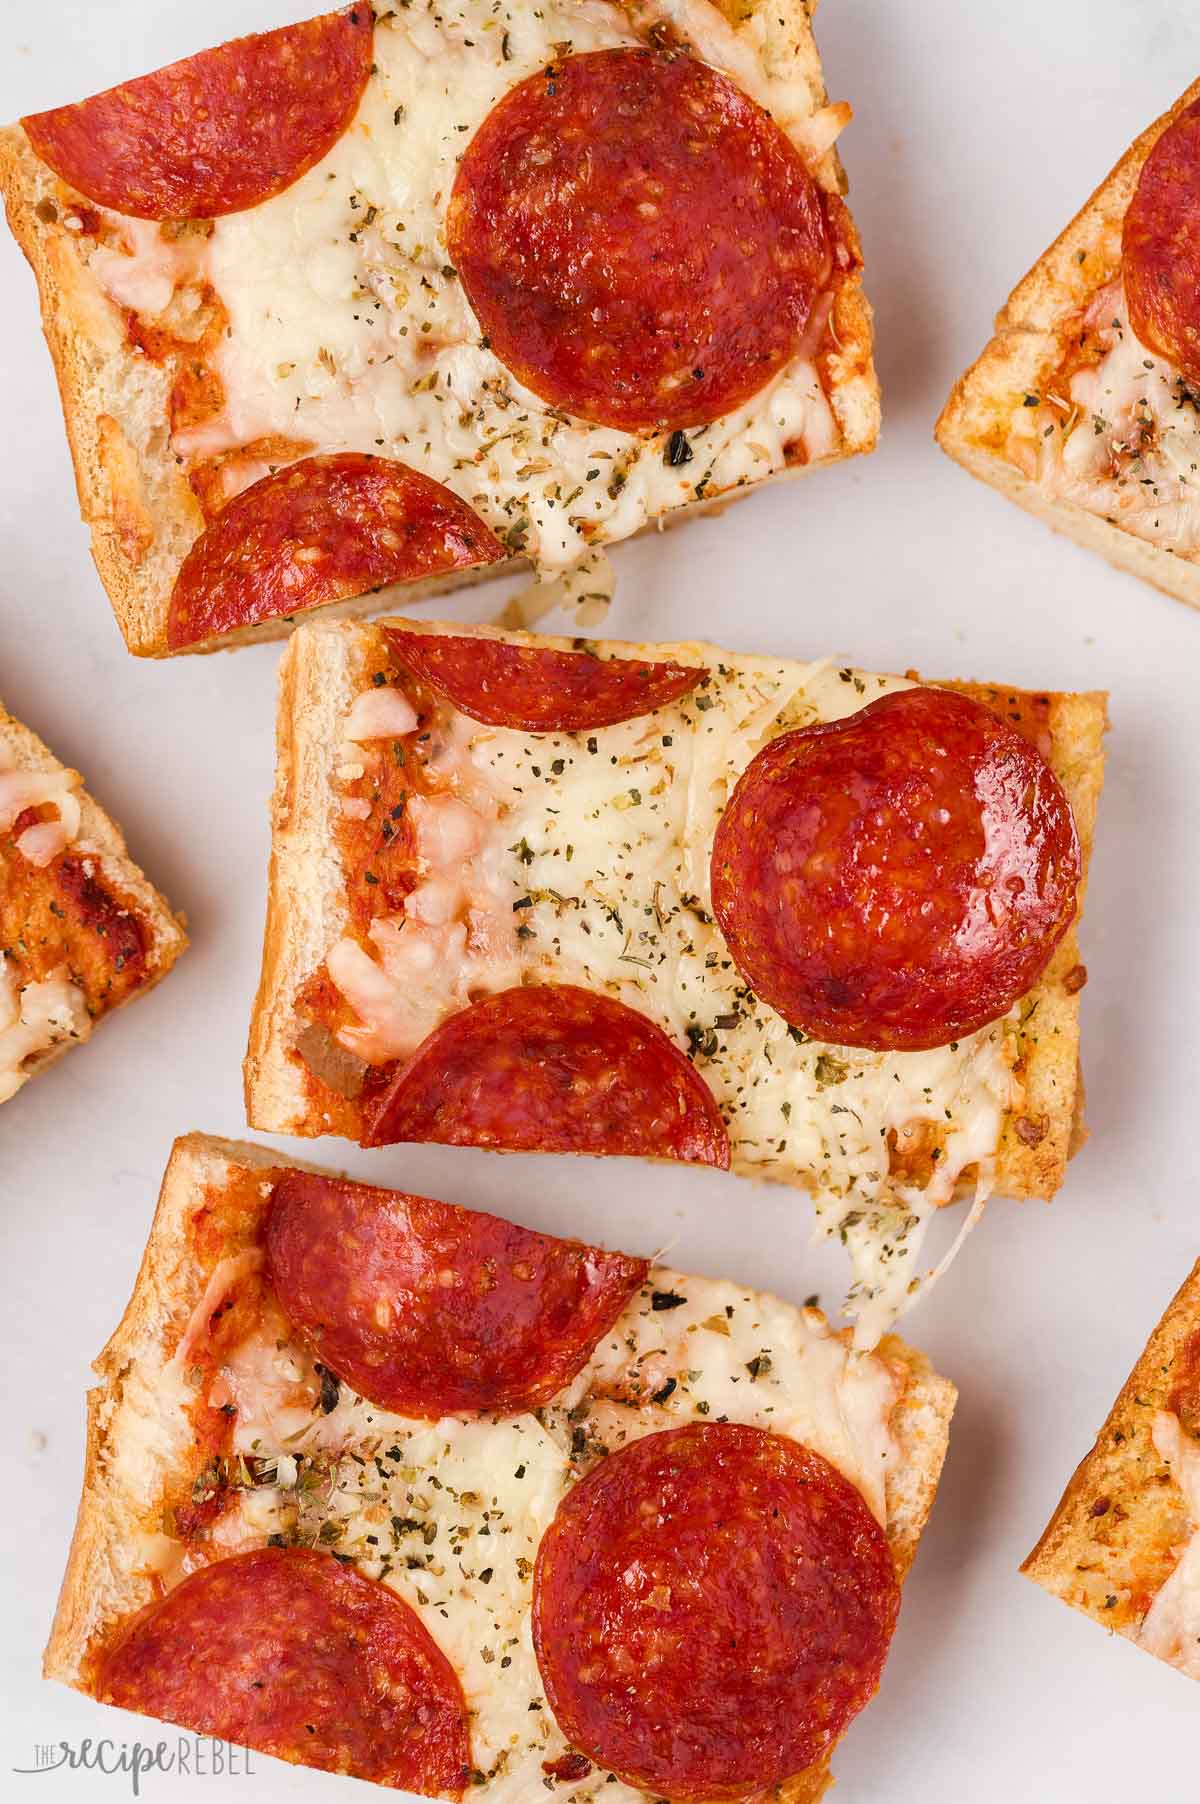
top-left (0, 817), bottom-right (150, 1015)
top-left (710, 686), bottom-right (1080, 1053)
top-left (385, 628), bottom-right (707, 731)
top-left (265, 1170), bottom-right (648, 1417)
top-left (167, 454), bottom-right (504, 649)
top-left (532, 1424), bottom-right (898, 1800)
top-left (98, 1547), bottom-right (471, 1795)
top-left (1124, 97), bottom-right (1200, 388)
top-left (54, 855), bottom-right (146, 978)
top-left (23, 8), bottom-right (372, 221)
top-left (361, 982), bottom-right (730, 1166)
top-left (447, 48), bottom-right (832, 433)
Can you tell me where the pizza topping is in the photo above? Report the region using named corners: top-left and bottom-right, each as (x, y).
top-left (1137, 1411), bottom-right (1200, 1678)
top-left (360, 982), bottom-right (730, 1165)
top-left (1124, 98), bottom-right (1200, 389)
top-left (447, 47), bottom-right (833, 434)
top-left (0, 967), bottom-right (91, 1104)
top-left (22, 7), bottom-right (372, 221)
top-left (167, 453), bottom-right (504, 648)
top-left (0, 758), bottom-right (81, 861)
top-left (532, 1422), bottom-right (898, 1798)
top-left (98, 1546), bottom-right (471, 1792)
top-left (265, 1170), bottom-right (648, 1418)
top-left (711, 686), bottom-right (1080, 1052)
top-left (385, 629), bottom-right (707, 731)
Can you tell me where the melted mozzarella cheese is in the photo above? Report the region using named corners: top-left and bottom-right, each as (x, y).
top-left (329, 648), bottom-right (1016, 1345)
top-left (0, 752), bottom-right (82, 850)
top-left (191, 1265), bottom-right (898, 1802)
top-left (0, 966), bottom-right (93, 1103)
top-left (83, 0), bottom-right (841, 578)
top-left (1137, 1412), bottom-right (1200, 1677)
top-left (0, 746), bottom-right (90, 1101)
top-left (1014, 284), bottom-right (1200, 556)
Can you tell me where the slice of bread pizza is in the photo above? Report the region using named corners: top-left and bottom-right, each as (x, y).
top-left (0, 701), bottom-right (186, 1103)
top-left (1, 0), bottom-right (878, 657)
top-left (245, 617), bottom-right (1106, 1345)
top-left (937, 78), bottom-right (1200, 610)
top-left (1024, 1260), bottom-right (1200, 1680)
top-left (46, 1132), bottom-right (955, 1802)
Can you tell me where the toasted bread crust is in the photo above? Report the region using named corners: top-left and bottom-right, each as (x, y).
top-left (0, 0), bottom-right (878, 658)
top-left (245, 617), bottom-right (1105, 1206)
top-left (45, 1131), bottom-right (953, 1804)
top-left (1023, 1261), bottom-right (1200, 1652)
top-left (936, 78), bottom-right (1200, 610)
top-left (0, 700), bottom-right (187, 1094)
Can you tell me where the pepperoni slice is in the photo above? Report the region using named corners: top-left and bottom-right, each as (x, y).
top-left (532, 1423), bottom-right (898, 1799)
top-left (385, 628), bottom-right (707, 731)
top-left (1124, 97), bottom-right (1200, 386)
top-left (55, 855), bottom-right (146, 978)
top-left (98, 1547), bottom-right (470, 1794)
top-left (360, 983), bottom-right (730, 1166)
top-left (710, 686), bottom-right (1080, 1053)
top-left (22, 9), bottom-right (372, 222)
top-left (265, 1170), bottom-right (648, 1417)
top-left (447, 48), bottom-right (833, 434)
top-left (167, 454), bottom-right (504, 649)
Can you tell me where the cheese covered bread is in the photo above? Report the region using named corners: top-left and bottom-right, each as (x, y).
top-left (0, 702), bottom-right (186, 1103)
top-left (1024, 1261), bottom-right (1200, 1680)
top-left (46, 1133), bottom-right (954, 1803)
top-left (1, 0), bottom-right (878, 656)
top-left (937, 79), bottom-right (1200, 610)
top-left (245, 617), bottom-right (1106, 1345)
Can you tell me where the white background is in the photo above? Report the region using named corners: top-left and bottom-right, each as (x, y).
top-left (1, 1), bottom-right (1197, 1799)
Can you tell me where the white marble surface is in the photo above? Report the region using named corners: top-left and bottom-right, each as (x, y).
top-left (1, 1), bottom-right (1198, 1799)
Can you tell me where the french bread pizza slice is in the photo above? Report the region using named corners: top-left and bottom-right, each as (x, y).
top-left (0, 701), bottom-right (186, 1103)
top-left (246, 617), bottom-right (1106, 1346)
top-left (1, 0), bottom-right (877, 656)
top-left (1024, 1260), bottom-right (1200, 1680)
top-left (46, 1132), bottom-right (955, 1803)
top-left (937, 78), bottom-right (1200, 610)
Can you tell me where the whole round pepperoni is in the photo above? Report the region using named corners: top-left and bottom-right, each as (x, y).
top-left (98, 1547), bottom-right (471, 1793)
top-left (385, 628), bottom-right (707, 731)
top-left (1124, 97), bottom-right (1200, 386)
top-left (447, 48), bottom-right (833, 434)
top-left (710, 686), bottom-right (1080, 1053)
top-left (532, 1423), bottom-right (898, 1799)
top-left (360, 982), bottom-right (730, 1166)
top-left (167, 454), bottom-right (504, 649)
top-left (265, 1170), bottom-right (648, 1418)
top-left (22, 8), bottom-right (372, 222)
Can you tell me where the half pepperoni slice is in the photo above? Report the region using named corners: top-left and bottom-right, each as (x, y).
top-left (710, 686), bottom-right (1080, 1053)
top-left (360, 982), bottom-right (730, 1166)
top-left (1124, 96), bottom-right (1200, 387)
top-left (385, 628), bottom-right (707, 732)
top-left (265, 1170), bottom-right (648, 1418)
top-left (167, 454), bottom-right (504, 649)
top-left (532, 1423), bottom-right (898, 1800)
top-left (98, 1547), bottom-right (471, 1794)
top-left (22, 7), bottom-right (373, 222)
top-left (447, 48), bottom-right (833, 434)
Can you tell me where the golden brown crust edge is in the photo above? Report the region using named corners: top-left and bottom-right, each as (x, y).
top-left (45, 1130), bottom-right (951, 1804)
top-left (245, 618), bottom-right (1106, 1208)
top-left (43, 1135), bottom-right (284, 1686)
top-left (1022, 1260), bottom-right (1200, 1648)
top-left (0, 0), bottom-right (877, 659)
top-left (974, 685), bottom-right (1108, 1201)
top-left (0, 700), bottom-right (188, 1091)
top-left (935, 78), bottom-right (1200, 611)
